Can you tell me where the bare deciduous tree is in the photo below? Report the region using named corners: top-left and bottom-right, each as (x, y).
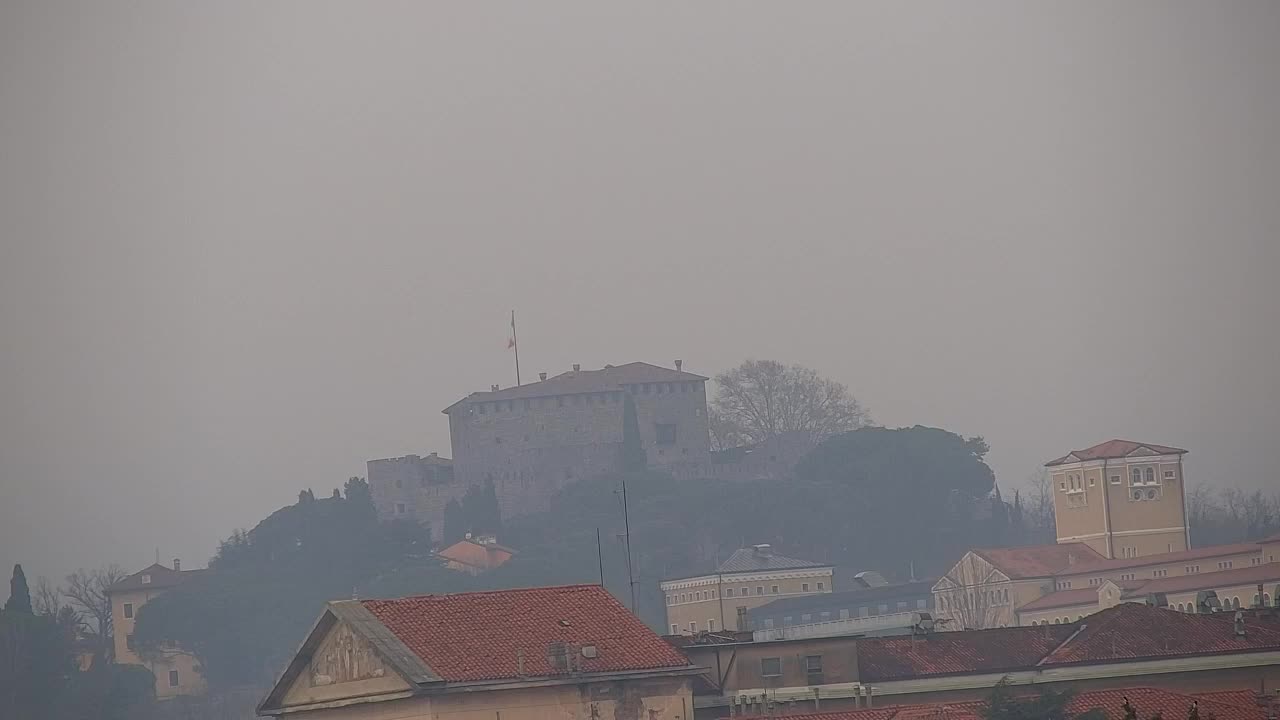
top-left (64, 565), bottom-right (126, 661)
top-left (934, 553), bottom-right (1010, 630)
top-left (710, 359), bottom-right (869, 447)
top-left (1023, 470), bottom-right (1056, 538)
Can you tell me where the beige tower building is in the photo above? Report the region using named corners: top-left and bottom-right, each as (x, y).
top-left (1045, 439), bottom-right (1189, 560)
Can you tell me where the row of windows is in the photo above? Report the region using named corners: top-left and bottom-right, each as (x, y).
top-left (1061, 467), bottom-right (1175, 492)
top-left (757, 599), bottom-right (929, 627)
top-left (939, 588), bottom-right (1010, 611)
top-left (667, 581), bottom-right (826, 605)
top-left (472, 382), bottom-right (701, 415)
top-left (672, 619), bottom-right (720, 633)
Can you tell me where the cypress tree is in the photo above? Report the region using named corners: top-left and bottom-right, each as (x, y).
top-left (5, 563), bottom-right (33, 614)
top-left (620, 393), bottom-right (646, 472)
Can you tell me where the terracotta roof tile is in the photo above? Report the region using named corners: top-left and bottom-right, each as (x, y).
top-left (360, 585), bottom-right (692, 683)
top-left (971, 543), bottom-right (1106, 579)
top-left (1133, 563), bottom-right (1280, 596)
top-left (107, 564), bottom-right (206, 594)
top-left (1067, 542), bottom-right (1263, 575)
top-left (754, 688), bottom-right (1267, 720)
top-left (1015, 587), bottom-right (1102, 612)
top-left (1040, 602), bottom-right (1280, 666)
top-left (855, 625), bottom-right (1077, 682)
top-left (1046, 439), bottom-right (1187, 467)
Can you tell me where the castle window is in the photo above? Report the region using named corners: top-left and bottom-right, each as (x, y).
top-left (656, 424), bottom-right (677, 445)
top-left (689, 621), bottom-right (697, 632)
top-left (802, 583), bottom-right (810, 592)
top-left (771, 585), bottom-right (779, 594)
top-left (756, 586), bottom-right (764, 595)
top-left (123, 603), bottom-right (134, 619)
top-left (817, 582), bottom-right (825, 591)
top-left (168, 670), bottom-right (180, 688)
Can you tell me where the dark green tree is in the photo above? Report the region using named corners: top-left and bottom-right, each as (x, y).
top-left (620, 393), bottom-right (646, 472)
top-left (0, 608), bottom-right (73, 716)
top-left (5, 564), bottom-right (32, 614)
top-left (442, 498), bottom-right (466, 545)
top-left (981, 677), bottom-right (1104, 720)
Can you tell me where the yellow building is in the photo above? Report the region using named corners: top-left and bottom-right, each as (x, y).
top-left (1045, 439), bottom-right (1189, 559)
top-left (932, 437), bottom-right (1280, 630)
top-left (108, 561), bottom-right (207, 699)
top-left (660, 545), bottom-right (834, 634)
top-left (257, 584), bottom-right (701, 720)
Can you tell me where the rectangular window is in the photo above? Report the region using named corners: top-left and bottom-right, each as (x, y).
top-left (771, 585), bottom-right (779, 594)
top-left (897, 601), bottom-right (908, 610)
top-left (666, 595), bottom-right (672, 605)
top-left (741, 587), bottom-right (749, 597)
top-left (708, 619), bottom-right (716, 632)
top-left (820, 611), bottom-right (831, 621)
top-left (756, 586), bottom-right (764, 596)
top-left (859, 606), bottom-right (870, 617)
top-left (763, 618), bottom-right (775, 629)
top-left (878, 603), bottom-right (889, 613)
top-left (1110, 475), bottom-right (1121, 484)
top-left (761, 658), bottom-right (781, 677)
top-left (168, 670), bottom-right (179, 688)
top-left (126, 634), bottom-right (135, 650)
top-left (1089, 477), bottom-right (1096, 487)
top-left (123, 603), bottom-right (134, 619)
top-left (689, 621), bottom-right (697, 632)
top-left (655, 423), bottom-right (677, 445)
top-left (784, 616), bottom-right (793, 625)
top-left (1164, 470), bottom-right (1175, 479)
top-left (726, 588), bottom-right (734, 598)
top-left (805, 655), bottom-right (823, 673)
top-left (671, 624), bottom-right (679, 634)
top-left (802, 583), bottom-right (810, 592)
top-left (817, 582), bottom-right (825, 591)
top-left (141, 574), bottom-right (151, 585)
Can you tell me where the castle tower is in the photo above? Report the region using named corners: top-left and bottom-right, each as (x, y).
top-left (1044, 440), bottom-right (1189, 559)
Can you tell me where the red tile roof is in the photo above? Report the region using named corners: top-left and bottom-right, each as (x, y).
top-left (1038, 602), bottom-right (1280, 666)
top-left (740, 687), bottom-right (1267, 720)
top-left (855, 625), bottom-right (1077, 682)
top-left (971, 543), bottom-right (1106, 579)
top-left (1015, 587), bottom-right (1102, 612)
top-left (1132, 562), bottom-right (1280, 596)
top-left (1065, 542), bottom-right (1263, 575)
top-left (107, 563), bottom-right (206, 593)
top-left (1046, 439), bottom-right (1187, 467)
top-left (360, 585), bottom-right (692, 683)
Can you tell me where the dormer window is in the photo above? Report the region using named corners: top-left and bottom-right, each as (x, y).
top-left (141, 574), bottom-right (151, 585)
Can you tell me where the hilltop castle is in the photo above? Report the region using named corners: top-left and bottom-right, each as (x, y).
top-left (370, 361), bottom-right (798, 540)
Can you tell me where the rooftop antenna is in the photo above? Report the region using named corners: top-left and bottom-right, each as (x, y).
top-left (508, 310), bottom-right (522, 386)
top-left (617, 475), bottom-right (638, 612)
top-left (596, 528), bottom-right (605, 587)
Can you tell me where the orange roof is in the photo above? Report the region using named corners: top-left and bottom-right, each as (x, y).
top-left (1134, 562), bottom-right (1280, 596)
top-left (971, 543), bottom-right (1106, 579)
top-left (438, 538), bottom-right (515, 570)
top-left (1046, 439), bottom-right (1187, 467)
top-left (360, 585), bottom-right (693, 683)
top-left (1067, 542), bottom-right (1263, 575)
top-left (742, 687), bottom-right (1267, 720)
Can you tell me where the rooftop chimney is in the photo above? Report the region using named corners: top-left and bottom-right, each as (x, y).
top-left (752, 544), bottom-right (772, 556)
top-left (572, 364), bottom-right (581, 372)
top-left (539, 372), bottom-right (547, 381)
top-left (491, 384), bottom-right (500, 392)
top-left (173, 558), bottom-right (181, 572)
top-left (675, 359), bottom-right (683, 371)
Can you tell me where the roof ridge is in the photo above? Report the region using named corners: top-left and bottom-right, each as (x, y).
top-left (361, 583), bottom-right (604, 604)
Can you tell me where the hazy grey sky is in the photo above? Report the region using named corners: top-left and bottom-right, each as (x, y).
top-left (3, 2), bottom-right (1278, 583)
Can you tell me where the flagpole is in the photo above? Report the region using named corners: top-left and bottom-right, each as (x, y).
top-left (511, 310), bottom-right (521, 386)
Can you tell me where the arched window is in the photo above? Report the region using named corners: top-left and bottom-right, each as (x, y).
top-left (1145, 468), bottom-right (1155, 483)
top-left (1176, 603), bottom-right (1185, 612)
top-left (1132, 468), bottom-right (1142, 485)
top-left (1052, 618), bottom-right (1060, 624)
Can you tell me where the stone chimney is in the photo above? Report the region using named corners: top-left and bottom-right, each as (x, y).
top-left (173, 558), bottom-right (181, 572)
top-left (572, 364), bottom-right (581, 372)
top-left (491, 384), bottom-right (500, 392)
top-left (752, 544), bottom-right (772, 557)
top-left (675, 359), bottom-right (683, 372)
top-left (539, 372), bottom-right (547, 381)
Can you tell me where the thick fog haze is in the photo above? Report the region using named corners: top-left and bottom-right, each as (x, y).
top-left (2, 2), bottom-right (1278, 583)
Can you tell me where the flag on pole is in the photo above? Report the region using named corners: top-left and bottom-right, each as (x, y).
top-left (508, 312), bottom-right (517, 349)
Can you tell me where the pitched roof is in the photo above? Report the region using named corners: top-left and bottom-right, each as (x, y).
top-left (1260, 532), bottom-right (1280, 545)
top-left (1015, 587), bottom-right (1103, 612)
top-left (715, 547), bottom-right (828, 574)
top-left (751, 687), bottom-right (1269, 720)
top-left (359, 585), bottom-right (693, 683)
top-left (1065, 542), bottom-right (1264, 575)
top-left (1038, 602), bottom-right (1280, 666)
top-left (444, 362), bottom-right (707, 411)
top-left (855, 624), bottom-right (1077, 682)
top-left (437, 538), bottom-right (517, 571)
top-left (1046, 439), bottom-right (1187, 467)
top-left (1131, 562), bottom-right (1280, 596)
top-left (107, 563), bottom-right (206, 594)
top-left (970, 543), bottom-right (1106, 579)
